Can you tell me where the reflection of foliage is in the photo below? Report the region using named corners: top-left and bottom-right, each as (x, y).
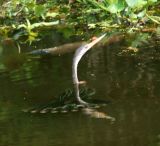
top-left (116, 32), bottom-right (160, 59)
top-left (24, 87), bottom-right (97, 114)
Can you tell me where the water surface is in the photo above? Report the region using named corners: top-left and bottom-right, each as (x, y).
top-left (0, 34), bottom-right (160, 146)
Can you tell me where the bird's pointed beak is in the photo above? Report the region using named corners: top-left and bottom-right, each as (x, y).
top-left (87, 33), bottom-right (106, 49)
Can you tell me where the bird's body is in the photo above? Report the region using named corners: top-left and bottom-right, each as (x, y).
top-left (23, 34), bottom-right (113, 119)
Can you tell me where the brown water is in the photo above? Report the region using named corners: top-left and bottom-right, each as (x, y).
top-left (0, 33), bottom-right (160, 146)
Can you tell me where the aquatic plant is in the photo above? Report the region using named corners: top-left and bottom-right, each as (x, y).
top-left (0, 0), bottom-right (159, 43)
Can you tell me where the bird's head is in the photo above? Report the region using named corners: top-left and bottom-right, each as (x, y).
top-left (85, 34), bottom-right (106, 50)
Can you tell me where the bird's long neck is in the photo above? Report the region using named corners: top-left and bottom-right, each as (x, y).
top-left (72, 45), bottom-right (87, 84)
top-left (72, 34), bottom-right (106, 105)
top-left (72, 58), bottom-right (78, 84)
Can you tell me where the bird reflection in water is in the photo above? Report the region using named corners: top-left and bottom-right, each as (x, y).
top-left (72, 34), bottom-right (115, 121)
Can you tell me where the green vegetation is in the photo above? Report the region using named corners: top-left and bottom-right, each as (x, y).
top-left (0, 0), bottom-right (159, 43)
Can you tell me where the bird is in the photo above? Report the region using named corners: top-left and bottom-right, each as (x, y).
top-left (72, 34), bottom-right (106, 105)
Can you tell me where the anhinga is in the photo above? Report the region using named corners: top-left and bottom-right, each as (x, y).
top-left (72, 34), bottom-right (106, 105)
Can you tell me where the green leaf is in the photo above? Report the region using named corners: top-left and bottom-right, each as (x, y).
top-left (148, 0), bottom-right (157, 5)
top-left (107, 1), bottom-right (125, 13)
top-left (107, 4), bottom-right (118, 13)
top-left (137, 9), bottom-right (146, 18)
top-left (88, 23), bottom-right (96, 29)
top-left (107, 0), bottom-right (118, 4)
top-left (129, 12), bottom-right (137, 20)
top-left (125, 0), bottom-right (137, 7)
top-left (46, 12), bottom-right (59, 18)
top-left (34, 4), bottom-right (46, 17)
top-left (58, 27), bottom-right (74, 38)
top-left (131, 33), bottom-right (149, 47)
top-left (125, 0), bottom-right (147, 9)
top-left (116, 1), bottom-right (126, 12)
top-left (87, 0), bottom-right (108, 12)
top-left (27, 31), bottom-right (38, 45)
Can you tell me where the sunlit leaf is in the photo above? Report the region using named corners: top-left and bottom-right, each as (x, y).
top-left (137, 9), bottom-right (146, 18)
top-left (107, 0), bottom-right (118, 4)
top-left (107, 4), bottom-right (118, 13)
top-left (46, 12), bottom-right (59, 18)
top-left (129, 12), bottom-right (137, 20)
top-left (28, 31), bottom-right (38, 44)
top-left (107, 1), bottom-right (125, 13)
top-left (125, 0), bottom-right (147, 9)
top-left (88, 23), bottom-right (96, 29)
top-left (31, 21), bottom-right (59, 29)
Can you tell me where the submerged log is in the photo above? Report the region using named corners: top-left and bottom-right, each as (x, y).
top-left (30, 34), bottom-right (125, 56)
top-left (30, 41), bottom-right (86, 55)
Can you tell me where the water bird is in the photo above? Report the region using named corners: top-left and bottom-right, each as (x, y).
top-left (24, 34), bottom-right (107, 115)
top-left (72, 34), bottom-right (106, 105)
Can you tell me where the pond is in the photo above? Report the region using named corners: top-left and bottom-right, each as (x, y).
top-left (0, 33), bottom-right (160, 146)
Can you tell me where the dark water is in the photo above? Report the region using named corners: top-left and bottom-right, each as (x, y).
top-left (0, 34), bottom-right (160, 146)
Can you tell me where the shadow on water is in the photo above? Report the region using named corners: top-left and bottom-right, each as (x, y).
top-left (0, 33), bottom-right (160, 146)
